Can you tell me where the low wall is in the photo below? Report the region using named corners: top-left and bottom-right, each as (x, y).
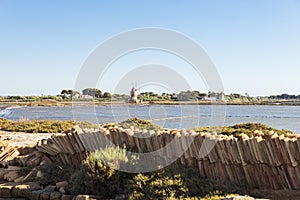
top-left (36, 127), bottom-right (300, 190)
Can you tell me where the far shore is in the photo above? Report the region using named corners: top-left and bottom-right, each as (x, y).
top-left (1, 99), bottom-right (300, 107)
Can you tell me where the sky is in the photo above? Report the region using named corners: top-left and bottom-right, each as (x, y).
top-left (0, 0), bottom-right (300, 96)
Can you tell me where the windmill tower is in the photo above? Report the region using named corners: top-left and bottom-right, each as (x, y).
top-left (129, 82), bottom-right (138, 103)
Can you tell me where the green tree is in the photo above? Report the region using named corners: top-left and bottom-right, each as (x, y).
top-left (193, 90), bottom-right (200, 98)
top-left (82, 88), bottom-right (102, 98)
top-left (103, 92), bottom-right (112, 99)
top-left (61, 90), bottom-right (70, 96)
top-left (177, 90), bottom-right (197, 101)
top-left (61, 90), bottom-right (80, 99)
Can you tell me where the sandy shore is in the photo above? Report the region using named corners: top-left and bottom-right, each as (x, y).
top-left (0, 130), bottom-right (53, 147)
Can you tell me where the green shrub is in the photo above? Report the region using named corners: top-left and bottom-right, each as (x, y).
top-left (66, 153), bottom-right (248, 199)
top-left (66, 144), bottom-right (250, 198)
top-left (0, 118), bottom-right (75, 133)
top-left (67, 146), bottom-right (134, 197)
top-left (173, 165), bottom-right (220, 197)
top-left (129, 163), bottom-right (249, 200)
top-left (129, 171), bottom-right (188, 200)
top-left (76, 121), bottom-right (99, 129)
top-left (0, 118), bottom-right (11, 131)
top-left (117, 118), bottom-right (162, 131)
top-left (191, 123), bottom-right (293, 137)
top-left (83, 146), bottom-right (130, 175)
top-left (67, 169), bottom-right (96, 196)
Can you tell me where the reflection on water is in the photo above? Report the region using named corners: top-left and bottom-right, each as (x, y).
top-left (1, 105), bottom-right (300, 133)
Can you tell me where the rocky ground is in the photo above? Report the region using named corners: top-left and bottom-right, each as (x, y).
top-left (0, 131), bottom-right (101, 200)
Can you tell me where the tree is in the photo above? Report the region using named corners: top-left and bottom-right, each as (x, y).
top-left (177, 90), bottom-right (197, 101)
top-left (61, 90), bottom-right (68, 95)
top-left (102, 92), bottom-right (112, 99)
top-left (193, 90), bottom-right (200, 98)
top-left (208, 91), bottom-right (217, 98)
top-left (82, 88), bottom-right (102, 98)
top-left (198, 93), bottom-right (208, 100)
top-left (60, 89), bottom-right (80, 99)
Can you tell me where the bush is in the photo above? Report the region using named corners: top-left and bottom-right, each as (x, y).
top-left (191, 123), bottom-right (293, 137)
top-left (66, 145), bottom-right (249, 199)
top-left (128, 163), bottom-right (245, 200)
top-left (83, 146), bottom-right (130, 175)
top-left (129, 171), bottom-right (188, 200)
top-left (0, 118), bottom-right (75, 133)
top-left (117, 118), bottom-right (162, 131)
top-left (76, 121), bottom-right (99, 129)
top-left (67, 146), bottom-right (134, 197)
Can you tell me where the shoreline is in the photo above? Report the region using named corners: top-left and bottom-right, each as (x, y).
top-left (1, 100), bottom-right (300, 107)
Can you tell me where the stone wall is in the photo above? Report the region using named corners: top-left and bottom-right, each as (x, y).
top-left (36, 127), bottom-right (300, 190)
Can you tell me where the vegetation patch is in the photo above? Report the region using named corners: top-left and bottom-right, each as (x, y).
top-left (65, 145), bottom-right (249, 199)
top-left (191, 122), bottom-right (293, 137)
top-left (67, 146), bottom-right (134, 197)
top-left (115, 117), bottom-right (163, 131)
top-left (0, 116), bottom-right (293, 138)
top-left (129, 170), bottom-right (188, 200)
top-left (0, 118), bottom-right (75, 133)
top-left (76, 121), bottom-right (99, 129)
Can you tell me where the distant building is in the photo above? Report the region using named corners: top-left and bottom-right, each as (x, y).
top-left (129, 87), bottom-right (138, 103)
top-left (72, 93), bottom-right (93, 99)
top-left (205, 97), bottom-right (216, 101)
top-left (81, 95), bottom-right (93, 99)
top-left (198, 93), bottom-right (208, 101)
top-left (217, 92), bottom-right (225, 101)
top-left (72, 93), bottom-right (80, 99)
top-left (199, 92), bottom-right (225, 102)
top-left (170, 94), bottom-right (178, 100)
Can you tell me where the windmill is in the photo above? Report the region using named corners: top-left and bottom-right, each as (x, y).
top-left (129, 82), bottom-right (139, 103)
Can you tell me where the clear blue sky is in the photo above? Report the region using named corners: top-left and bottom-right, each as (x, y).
top-left (0, 0), bottom-right (299, 96)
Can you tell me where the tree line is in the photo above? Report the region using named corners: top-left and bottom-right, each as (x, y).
top-left (1, 88), bottom-right (300, 102)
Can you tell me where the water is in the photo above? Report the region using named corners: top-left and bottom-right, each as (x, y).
top-left (1, 104), bottom-right (300, 133)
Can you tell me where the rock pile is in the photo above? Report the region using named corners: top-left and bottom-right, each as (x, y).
top-left (0, 181), bottom-right (100, 199)
top-left (0, 141), bottom-right (101, 200)
top-left (36, 126), bottom-right (300, 190)
top-left (0, 142), bottom-right (50, 182)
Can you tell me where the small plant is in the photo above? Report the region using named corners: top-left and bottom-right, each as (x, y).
top-left (129, 171), bottom-right (188, 200)
top-left (118, 117), bottom-right (163, 131)
top-left (68, 146), bottom-right (134, 197)
top-left (76, 121), bottom-right (99, 129)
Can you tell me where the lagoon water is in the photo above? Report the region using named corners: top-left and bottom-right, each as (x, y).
top-left (1, 105), bottom-right (300, 133)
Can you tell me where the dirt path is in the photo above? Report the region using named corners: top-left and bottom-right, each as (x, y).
top-left (0, 130), bottom-right (53, 147)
